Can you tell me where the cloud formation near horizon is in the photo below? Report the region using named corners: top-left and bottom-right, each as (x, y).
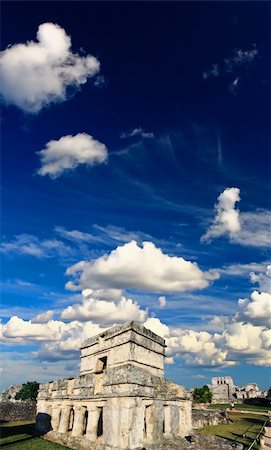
top-left (65, 240), bottom-right (219, 293)
top-left (0, 23), bottom-right (100, 113)
top-left (37, 133), bottom-right (108, 178)
top-left (1, 266), bottom-right (270, 368)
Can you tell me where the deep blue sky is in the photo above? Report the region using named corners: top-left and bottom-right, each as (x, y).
top-left (1, 2), bottom-right (270, 391)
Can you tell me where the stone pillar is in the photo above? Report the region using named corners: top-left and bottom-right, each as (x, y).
top-left (164, 405), bottom-right (171, 436)
top-left (71, 405), bottom-right (86, 437)
top-left (151, 401), bottom-right (164, 441)
top-left (170, 404), bottom-right (179, 436)
top-left (179, 401), bottom-right (192, 436)
top-left (51, 406), bottom-right (61, 431)
top-left (86, 405), bottom-right (100, 441)
top-left (103, 397), bottom-right (144, 449)
top-left (58, 405), bottom-right (72, 434)
top-left (144, 401), bottom-right (163, 442)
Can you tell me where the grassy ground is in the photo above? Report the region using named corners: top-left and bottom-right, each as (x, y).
top-left (207, 403), bottom-right (270, 413)
top-left (0, 421), bottom-right (69, 449)
top-left (199, 412), bottom-right (266, 449)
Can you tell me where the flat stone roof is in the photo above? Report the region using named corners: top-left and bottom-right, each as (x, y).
top-left (81, 321), bottom-right (166, 350)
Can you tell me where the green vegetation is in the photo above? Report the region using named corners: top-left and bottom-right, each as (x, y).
top-left (200, 412), bottom-right (266, 449)
top-left (207, 403), bottom-right (270, 413)
top-left (193, 385), bottom-right (212, 403)
top-left (15, 382), bottom-right (39, 401)
top-left (0, 421), bottom-right (69, 449)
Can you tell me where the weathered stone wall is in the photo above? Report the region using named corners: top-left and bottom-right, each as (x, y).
top-left (0, 384), bottom-right (22, 401)
top-left (192, 408), bottom-right (229, 429)
top-left (0, 400), bottom-right (36, 422)
top-left (80, 322), bottom-right (166, 378)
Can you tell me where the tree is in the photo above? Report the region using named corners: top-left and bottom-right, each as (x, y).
top-left (267, 387), bottom-right (271, 400)
top-left (193, 385), bottom-right (212, 403)
top-left (15, 381), bottom-right (39, 401)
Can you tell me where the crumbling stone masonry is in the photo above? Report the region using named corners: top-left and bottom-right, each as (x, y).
top-left (36, 321), bottom-right (192, 450)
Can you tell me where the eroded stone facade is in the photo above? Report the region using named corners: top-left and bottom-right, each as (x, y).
top-left (36, 321), bottom-right (192, 450)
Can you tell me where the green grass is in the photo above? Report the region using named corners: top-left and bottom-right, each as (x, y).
top-left (207, 403), bottom-right (270, 413)
top-left (199, 412), bottom-right (266, 450)
top-left (0, 421), bottom-right (69, 449)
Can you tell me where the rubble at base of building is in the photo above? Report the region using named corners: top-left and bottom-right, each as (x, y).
top-left (36, 321), bottom-right (192, 450)
top-left (42, 431), bottom-right (236, 450)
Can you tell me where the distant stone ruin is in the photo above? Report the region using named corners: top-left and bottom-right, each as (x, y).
top-left (209, 376), bottom-right (265, 403)
top-left (36, 321), bottom-right (192, 450)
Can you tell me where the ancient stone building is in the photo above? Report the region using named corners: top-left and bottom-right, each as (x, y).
top-left (209, 377), bottom-right (263, 403)
top-left (36, 321), bottom-right (192, 450)
top-left (209, 377), bottom-right (235, 403)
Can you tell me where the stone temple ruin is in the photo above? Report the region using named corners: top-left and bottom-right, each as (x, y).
top-left (36, 321), bottom-right (192, 450)
top-left (209, 376), bottom-right (264, 404)
top-left (209, 377), bottom-right (236, 403)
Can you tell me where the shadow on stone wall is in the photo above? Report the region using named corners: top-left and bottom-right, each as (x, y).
top-left (35, 413), bottom-right (52, 435)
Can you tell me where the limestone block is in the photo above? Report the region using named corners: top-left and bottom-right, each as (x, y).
top-left (104, 364), bottom-right (153, 388)
top-left (264, 435), bottom-right (271, 447)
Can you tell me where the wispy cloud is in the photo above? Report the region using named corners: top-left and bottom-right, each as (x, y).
top-left (120, 127), bottom-right (154, 139)
top-left (1, 234), bottom-right (72, 259)
top-left (203, 44), bottom-right (258, 93)
top-left (218, 261), bottom-right (271, 278)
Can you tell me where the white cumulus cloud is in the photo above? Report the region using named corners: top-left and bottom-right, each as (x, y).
top-left (144, 317), bottom-right (170, 338)
top-left (158, 296), bottom-right (167, 308)
top-left (201, 187), bottom-right (241, 242)
top-left (32, 310), bottom-right (54, 324)
top-left (65, 240), bottom-right (219, 293)
top-left (0, 23), bottom-right (100, 113)
top-left (61, 295), bottom-right (147, 325)
top-left (202, 188), bottom-right (270, 248)
top-left (237, 291), bottom-right (271, 328)
top-left (37, 133), bottom-right (108, 178)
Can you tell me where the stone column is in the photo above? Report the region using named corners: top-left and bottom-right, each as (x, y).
top-left (179, 401), bottom-right (192, 436)
top-left (86, 405), bottom-right (100, 441)
top-left (149, 401), bottom-right (164, 441)
top-left (164, 405), bottom-right (171, 436)
top-left (103, 397), bottom-right (144, 449)
top-left (71, 405), bottom-right (86, 437)
top-left (51, 406), bottom-right (61, 431)
top-left (58, 405), bottom-right (72, 434)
